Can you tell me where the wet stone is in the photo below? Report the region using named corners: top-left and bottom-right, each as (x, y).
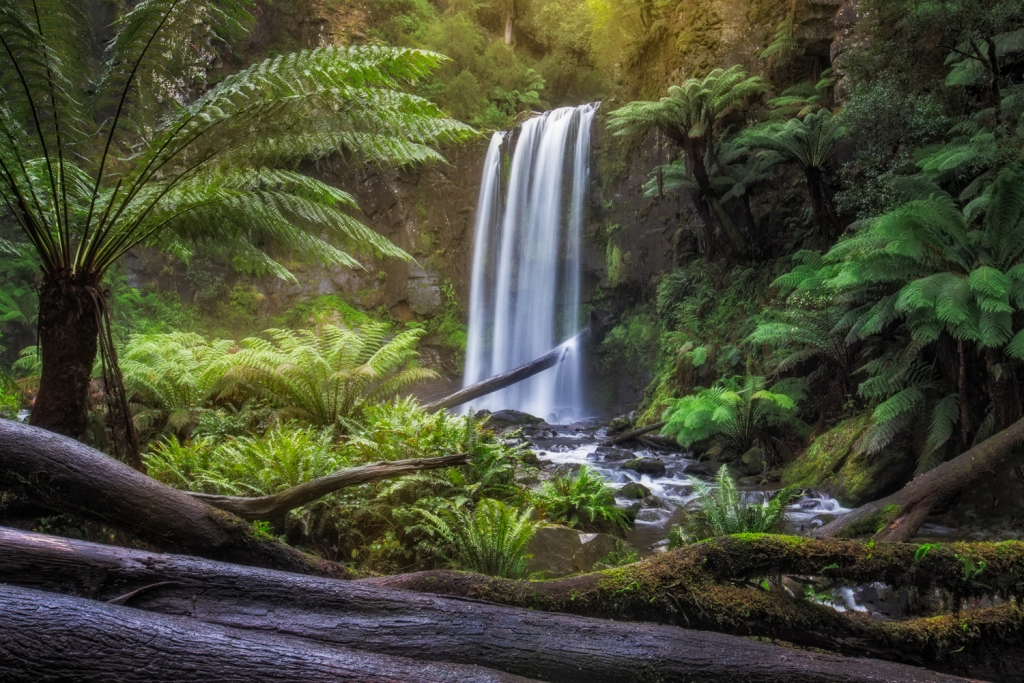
top-left (592, 445), bottom-right (633, 461)
top-left (618, 482), bottom-right (651, 499)
top-left (622, 458), bottom-right (668, 477)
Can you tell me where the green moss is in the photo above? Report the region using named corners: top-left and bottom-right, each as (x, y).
top-left (782, 414), bottom-right (871, 489)
top-left (782, 414), bottom-right (911, 506)
top-left (840, 505), bottom-right (904, 538)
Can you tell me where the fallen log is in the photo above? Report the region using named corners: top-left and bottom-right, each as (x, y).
top-left (600, 420), bottom-right (667, 446)
top-left (367, 534), bottom-right (1024, 681)
top-left (815, 415), bottom-right (1024, 541)
top-left (424, 329), bottom-right (590, 412)
top-left (187, 453), bottom-right (469, 521)
top-left (0, 419), bottom-right (350, 577)
top-left (0, 583), bottom-right (536, 683)
top-left (0, 527), bottom-right (983, 683)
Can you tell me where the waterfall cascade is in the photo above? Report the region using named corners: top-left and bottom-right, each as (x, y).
top-left (462, 103), bottom-right (598, 423)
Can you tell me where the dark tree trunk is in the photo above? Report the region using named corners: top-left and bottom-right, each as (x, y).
top-left (985, 347), bottom-right (1021, 431)
top-left (30, 271), bottom-right (101, 440)
top-left (805, 166), bottom-right (839, 245)
top-left (0, 419), bottom-right (353, 577)
top-left (0, 584), bottom-right (536, 683)
top-left (687, 140), bottom-right (746, 256)
top-left (0, 528), bottom-right (991, 683)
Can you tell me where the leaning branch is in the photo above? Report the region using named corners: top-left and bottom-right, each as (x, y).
top-left (600, 420), bottom-right (667, 447)
top-left (188, 453), bottom-right (469, 521)
top-left (424, 329), bottom-right (590, 412)
top-left (815, 416), bottom-right (1024, 541)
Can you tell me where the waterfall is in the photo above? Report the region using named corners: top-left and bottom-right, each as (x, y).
top-left (463, 103), bottom-right (597, 423)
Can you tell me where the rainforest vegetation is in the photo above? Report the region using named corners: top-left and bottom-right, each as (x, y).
top-left (3, 0), bottom-right (1024, 681)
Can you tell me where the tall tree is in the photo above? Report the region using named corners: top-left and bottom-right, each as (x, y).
top-left (0, 0), bottom-right (473, 460)
top-left (738, 109), bottom-right (846, 244)
top-left (607, 66), bottom-right (766, 257)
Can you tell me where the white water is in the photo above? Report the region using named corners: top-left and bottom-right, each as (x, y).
top-left (463, 104), bottom-right (598, 423)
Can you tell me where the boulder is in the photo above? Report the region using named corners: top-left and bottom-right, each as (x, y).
top-left (483, 410), bottom-right (543, 428)
top-left (640, 494), bottom-right (668, 509)
top-left (618, 482), bottom-right (651, 499)
top-left (622, 458), bottom-right (667, 477)
top-left (781, 414), bottom-right (913, 507)
top-left (524, 526), bottom-right (627, 578)
top-left (740, 446), bottom-right (764, 475)
top-left (591, 445), bottom-right (633, 462)
top-left (524, 526), bottom-right (579, 578)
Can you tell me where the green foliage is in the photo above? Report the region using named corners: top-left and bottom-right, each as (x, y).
top-left (145, 424), bottom-right (344, 496)
top-left (121, 332), bottom-right (235, 438)
top-left (418, 498), bottom-right (538, 578)
top-left (0, 373), bottom-right (22, 418)
top-left (662, 375), bottom-right (807, 459)
top-left (608, 66), bottom-right (766, 254)
top-left (220, 323), bottom-right (438, 428)
top-left (668, 467), bottom-right (798, 545)
top-left (0, 2), bottom-right (473, 284)
top-left (534, 465), bottom-right (629, 534)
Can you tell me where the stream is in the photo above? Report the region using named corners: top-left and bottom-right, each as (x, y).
top-left (504, 415), bottom-right (853, 554)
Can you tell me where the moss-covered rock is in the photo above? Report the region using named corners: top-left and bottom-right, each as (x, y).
top-left (782, 414), bottom-right (912, 507)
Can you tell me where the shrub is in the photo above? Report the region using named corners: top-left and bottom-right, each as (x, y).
top-left (419, 498), bottom-right (539, 578)
top-left (668, 467), bottom-right (798, 546)
top-left (535, 465), bottom-right (629, 534)
top-left (145, 425), bottom-right (344, 496)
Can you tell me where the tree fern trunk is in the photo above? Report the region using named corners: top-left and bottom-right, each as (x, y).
top-left (30, 271), bottom-right (101, 441)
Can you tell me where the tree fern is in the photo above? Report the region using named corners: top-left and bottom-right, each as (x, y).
top-left (219, 323), bottom-right (439, 427)
top-left (608, 66), bottom-right (766, 256)
top-left (0, 0), bottom-right (474, 444)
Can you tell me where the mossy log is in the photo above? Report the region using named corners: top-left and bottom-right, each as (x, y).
top-left (0, 527), bottom-right (982, 683)
top-left (815, 415), bottom-right (1024, 542)
top-left (368, 534), bottom-right (1024, 681)
top-left (0, 583), bottom-right (536, 683)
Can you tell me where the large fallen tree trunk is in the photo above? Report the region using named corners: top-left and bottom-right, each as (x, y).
top-left (423, 329), bottom-right (589, 412)
top-left (0, 527), bottom-right (984, 683)
top-left (0, 583), bottom-right (535, 683)
top-left (815, 415), bottom-right (1024, 541)
top-left (0, 420), bottom-right (462, 576)
top-left (187, 453), bottom-right (468, 521)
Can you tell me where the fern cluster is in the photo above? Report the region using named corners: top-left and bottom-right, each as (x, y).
top-left (120, 323), bottom-right (437, 438)
top-left (668, 467), bottom-right (798, 546)
top-left (534, 465), bottom-right (629, 534)
top-left (418, 498), bottom-right (538, 578)
top-left (661, 375), bottom-right (808, 462)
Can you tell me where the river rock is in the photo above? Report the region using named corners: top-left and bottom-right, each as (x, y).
top-left (524, 526), bottom-right (625, 578)
top-left (640, 494), bottom-right (668, 509)
top-left (623, 458), bottom-right (667, 477)
top-left (741, 446), bottom-right (764, 475)
top-left (484, 410), bottom-right (543, 428)
top-left (618, 482), bottom-right (651, 499)
top-left (591, 445), bottom-right (633, 462)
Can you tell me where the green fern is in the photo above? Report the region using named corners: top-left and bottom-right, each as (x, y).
top-left (534, 465), bottom-right (629, 534)
top-left (661, 375), bottom-right (807, 460)
top-left (0, 0), bottom-right (474, 433)
top-left (668, 467), bottom-right (798, 545)
top-left (219, 323), bottom-right (439, 428)
top-left (418, 498), bottom-right (538, 578)
top-left (608, 66), bottom-right (766, 256)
